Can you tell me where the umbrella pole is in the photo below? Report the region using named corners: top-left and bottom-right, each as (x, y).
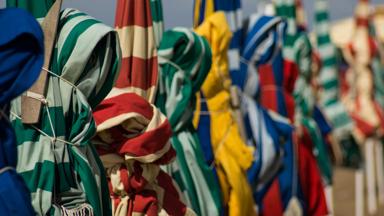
top-left (355, 169), bottom-right (364, 216)
top-left (325, 185), bottom-right (334, 215)
top-left (365, 138), bottom-right (378, 214)
top-left (374, 139), bottom-right (384, 205)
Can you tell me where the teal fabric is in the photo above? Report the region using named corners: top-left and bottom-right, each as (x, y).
top-left (156, 28), bottom-right (223, 216)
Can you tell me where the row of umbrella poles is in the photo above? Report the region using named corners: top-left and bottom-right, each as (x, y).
top-left (1, 0), bottom-right (384, 215)
top-left (329, 1), bottom-right (384, 215)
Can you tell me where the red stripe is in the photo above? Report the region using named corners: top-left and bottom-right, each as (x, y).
top-left (355, 17), bottom-right (369, 27)
top-left (93, 93), bottom-right (154, 126)
top-left (120, 166), bottom-right (131, 192)
top-left (119, 119), bottom-right (172, 157)
top-left (157, 171), bottom-right (187, 215)
top-left (262, 180), bottom-right (284, 216)
top-left (115, 0), bottom-right (153, 28)
top-left (298, 128), bottom-right (329, 216)
top-left (132, 191), bottom-right (158, 215)
top-left (115, 56), bottom-right (158, 90)
top-left (283, 60), bottom-right (299, 95)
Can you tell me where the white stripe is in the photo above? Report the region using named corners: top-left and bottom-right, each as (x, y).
top-left (57, 14), bottom-right (93, 59)
top-left (228, 49), bottom-right (240, 70)
top-left (96, 112), bottom-right (148, 132)
top-left (246, 97), bottom-right (278, 182)
top-left (315, 0), bottom-right (327, 12)
top-left (16, 138), bottom-right (68, 173)
top-left (315, 21), bottom-right (330, 39)
top-left (62, 22), bottom-right (112, 79)
top-left (223, 9), bottom-right (243, 32)
top-left (318, 43), bottom-right (335, 60)
top-left (31, 189), bottom-right (53, 215)
top-left (116, 25), bottom-right (157, 59)
top-left (268, 110), bottom-right (291, 124)
top-left (106, 86), bottom-right (156, 102)
top-left (319, 67), bottom-right (338, 85)
top-left (124, 140), bottom-right (172, 163)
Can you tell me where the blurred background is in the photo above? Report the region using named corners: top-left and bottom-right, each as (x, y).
top-left (1, 0), bottom-right (383, 29)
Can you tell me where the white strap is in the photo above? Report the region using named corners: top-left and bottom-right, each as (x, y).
top-left (0, 166), bottom-right (14, 175)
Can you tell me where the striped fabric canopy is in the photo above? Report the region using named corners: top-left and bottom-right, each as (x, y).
top-left (0, 8), bottom-right (43, 215)
top-left (10, 9), bottom-right (121, 215)
top-left (240, 14), bottom-right (304, 215)
top-left (314, 0), bottom-right (353, 136)
top-left (150, 0), bottom-right (164, 47)
top-left (275, 0), bottom-right (332, 183)
top-left (92, 1), bottom-right (193, 215)
top-left (156, 27), bottom-right (222, 216)
top-left (240, 13), bottom-right (283, 194)
top-left (274, 1), bottom-right (330, 215)
top-left (93, 92), bottom-right (192, 216)
top-left (195, 12), bottom-right (256, 216)
top-left (241, 15), bottom-right (286, 96)
top-left (193, 0), bottom-right (243, 87)
top-left (114, 0), bottom-right (159, 103)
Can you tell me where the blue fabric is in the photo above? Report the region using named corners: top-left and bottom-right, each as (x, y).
top-left (240, 14), bottom-right (305, 213)
top-left (240, 15), bottom-right (285, 93)
top-left (0, 8), bottom-right (43, 215)
top-left (196, 92), bottom-right (221, 190)
top-left (196, 93), bottom-right (214, 166)
top-left (313, 105), bottom-right (332, 136)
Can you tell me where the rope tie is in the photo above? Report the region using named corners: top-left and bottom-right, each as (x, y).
top-left (209, 119), bottom-right (234, 169)
top-left (10, 67), bottom-right (83, 146)
top-left (0, 166), bottom-right (14, 175)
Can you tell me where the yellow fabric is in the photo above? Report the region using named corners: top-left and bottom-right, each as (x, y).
top-left (193, 0), bottom-right (215, 28)
top-left (194, 12), bottom-right (256, 216)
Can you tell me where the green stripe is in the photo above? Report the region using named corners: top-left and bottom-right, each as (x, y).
top-left (317, 34), bottom-right (331, 46)
top-left (58, 19), bottom-right (101, 73)
top-left (323, 56), bottom-right (337, 67)
top-left (20, 161), bottom-right (75, 193)
top-left (322, 77), bottom-right (338, 90)
top-left (150, 0), bottom-right (163, 22)
top-left (315, 11), bottom-right (328, 21)
top-left (12, 106), bottom-right (66, 145)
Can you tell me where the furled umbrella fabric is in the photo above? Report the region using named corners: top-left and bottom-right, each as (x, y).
top-left (240, 14), bottom-right (285, 200)
top-left (0, 8), bottom-right (43, 215)
top-left (114, 0), bottom-right (158, 103)
top-left (274, 0), bottom-right (329, 215)
top-left (276, 0), bottom-right (333, 182)
top-left (314, 0), bottom-right (353, 136)
top-left (345, 0), bottom-right (381, 137)
top-left (93, 92), bottom-right (192, 216)
top-left (150, 0), bottom-right (164, 47)
top-left (344, 2), bottom-right (384, 213)
top-left (193, 0), bottom-right (243, 87)
top-left (194, 12), bottom-right (256, 216)
top-left (10, 9), bottom-right (121, 215)
top-left (156, 27), bottom-right (222, 216)
top-left (294, 32), bottom-right (333, 185)
top-left (6, 0), bottom-right (54, 18)
top-left (240, 14), bottom-right (302, 214)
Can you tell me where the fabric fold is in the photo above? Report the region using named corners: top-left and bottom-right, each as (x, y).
top-left (0, 8), bottom-right (44, 215)
top-left (93, 92), bottom-right (191, 216)
top-left (11, 9), bottom-right (121, 215)
top-left (156, 27), bottom-right (223, 216)
top-left (194, 12), bottom-right (256, 216)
